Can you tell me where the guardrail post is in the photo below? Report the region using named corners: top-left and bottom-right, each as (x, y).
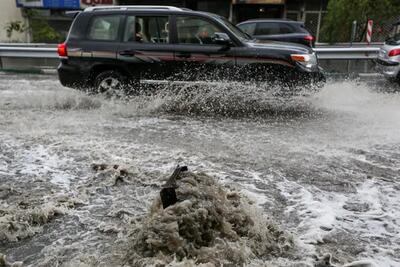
top-left (350, 20), bottom-right (357, 46)
top-left (347, 60), bottom-right (351, 75)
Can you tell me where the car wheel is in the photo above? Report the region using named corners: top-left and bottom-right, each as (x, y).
top-left (94, 70), bottom-right (128, 97)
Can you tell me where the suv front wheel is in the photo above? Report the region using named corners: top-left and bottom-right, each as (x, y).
top-left (94, 70), bottom-right (129, 97)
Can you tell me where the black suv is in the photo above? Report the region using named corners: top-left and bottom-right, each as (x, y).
top-left (237, 19), bottom-right (316, 47)
top-left (58, 6), bottom-right (324, 93)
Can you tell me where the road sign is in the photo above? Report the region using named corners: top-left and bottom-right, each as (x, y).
top-left (80, 0), bottom-right (115, 9)
top-left (16, 0), bottom-right (80, 8)
top-left (16, 0), bottom-right (44, 8)
top-left (16, 0), bottom-right (115, 9)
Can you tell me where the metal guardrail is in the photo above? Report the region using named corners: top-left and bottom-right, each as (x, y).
top-left (0, 43), bottom-right (381, 60)
top-left (315, 42), bottom-right (383, 47)
top-left (314, 47), bottom-right (380, 60)
top-left (0, 43), bottom-right (58, 58)
top-left (0, 46), bottom-right (58, 59)
top-left (0, 43), bottom-right (56, 47)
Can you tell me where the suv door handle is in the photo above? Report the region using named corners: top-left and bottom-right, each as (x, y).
top-left (119, 50), bottom-right (136, 57)
top-left (176, 52), bottom-right (191, 58)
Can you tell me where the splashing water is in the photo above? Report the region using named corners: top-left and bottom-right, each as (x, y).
top-left (0, 73), bottom-right (399, 266)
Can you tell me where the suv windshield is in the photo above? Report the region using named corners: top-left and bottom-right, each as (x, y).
top-left (216, 16), bottom-right (251, 41)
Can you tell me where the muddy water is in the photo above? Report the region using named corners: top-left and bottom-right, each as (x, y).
top-left (0, 73), bottom-right (399, 266)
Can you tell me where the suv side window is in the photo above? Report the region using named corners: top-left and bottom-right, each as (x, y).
top-left (238, 23), bottom-right (256, 35)
top-left (124, 16), bottom-right (169, 44)
top-left (88, 15), bottom-right (121, 41)
top-left (176, 16), bottom-right (222, 45)
top-left (255, 22), bottom-right (293, 35)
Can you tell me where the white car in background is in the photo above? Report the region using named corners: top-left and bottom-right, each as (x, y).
top-left (376, 21), bottom-right (400, 83)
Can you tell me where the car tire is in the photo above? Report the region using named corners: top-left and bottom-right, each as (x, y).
top-left (94, 70), bottom-right (129, 97)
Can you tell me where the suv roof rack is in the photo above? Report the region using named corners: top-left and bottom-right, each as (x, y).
top-left (65, 10), bottom-right (81, 18)
top-left (84, 5), bottom-right (184, 12)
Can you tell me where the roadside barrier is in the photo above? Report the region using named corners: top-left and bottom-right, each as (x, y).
top-left (0, 43), bottom-right (381, 75)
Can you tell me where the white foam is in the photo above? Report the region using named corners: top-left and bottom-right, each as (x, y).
top-left (19, 145), bottom-right (74, 189)
top-left (276, 174), bottom-right (400, 265)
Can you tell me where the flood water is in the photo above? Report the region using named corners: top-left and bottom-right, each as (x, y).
top-left (0, 73), bottom-right (399, 266)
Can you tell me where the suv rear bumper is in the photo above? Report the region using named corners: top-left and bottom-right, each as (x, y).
top-left (58, 62), bottom-right (90, 89)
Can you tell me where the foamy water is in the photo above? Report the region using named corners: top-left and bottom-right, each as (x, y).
top-left (0, 73), bottom-right (399, 266)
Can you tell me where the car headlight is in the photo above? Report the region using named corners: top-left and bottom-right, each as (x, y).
top-left (291, 52), bottom-right (317, 69)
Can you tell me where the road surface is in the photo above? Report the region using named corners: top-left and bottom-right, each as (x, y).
top-left (0, 73), bottom-right (399, 266)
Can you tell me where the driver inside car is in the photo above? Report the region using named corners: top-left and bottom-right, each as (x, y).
top-left (196, 24), bottom-right (217, 44)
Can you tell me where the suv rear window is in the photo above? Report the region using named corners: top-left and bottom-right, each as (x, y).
top-left (88, 15), bottom-right (122, 41)
top-left (255, 22), bottom-right (294, 35)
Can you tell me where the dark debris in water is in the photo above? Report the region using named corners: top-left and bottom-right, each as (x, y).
top-left (126, 171), bottom-right (294, 266)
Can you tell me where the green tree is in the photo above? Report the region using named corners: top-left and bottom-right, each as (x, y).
top-left (320, 0), bottom-right (400, 43)
top-left (23, 9), bottom-right (63, 43)
top-left (29, 19), bottom-right (63, 43)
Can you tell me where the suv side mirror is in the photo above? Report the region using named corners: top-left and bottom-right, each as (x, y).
top-left (213, 32), bottom-right (232, 46)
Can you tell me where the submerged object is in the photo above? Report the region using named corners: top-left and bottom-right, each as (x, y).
top-left (160, 165), bottom-right (188, 209)
top-left (128, 171), bottom-right (294, 266)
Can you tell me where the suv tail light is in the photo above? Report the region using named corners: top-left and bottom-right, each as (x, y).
top-left (304, 35), bottom-right (314, 41)
top-left (304, 35), bottom-right (315, 45)
top-left (57, 43), bottom-right (67, 57)
top-left (388, 49), bottom-right (400, 57)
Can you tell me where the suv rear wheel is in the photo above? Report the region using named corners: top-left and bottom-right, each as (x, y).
top-left (94, 70), bottom-right (129, 97)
